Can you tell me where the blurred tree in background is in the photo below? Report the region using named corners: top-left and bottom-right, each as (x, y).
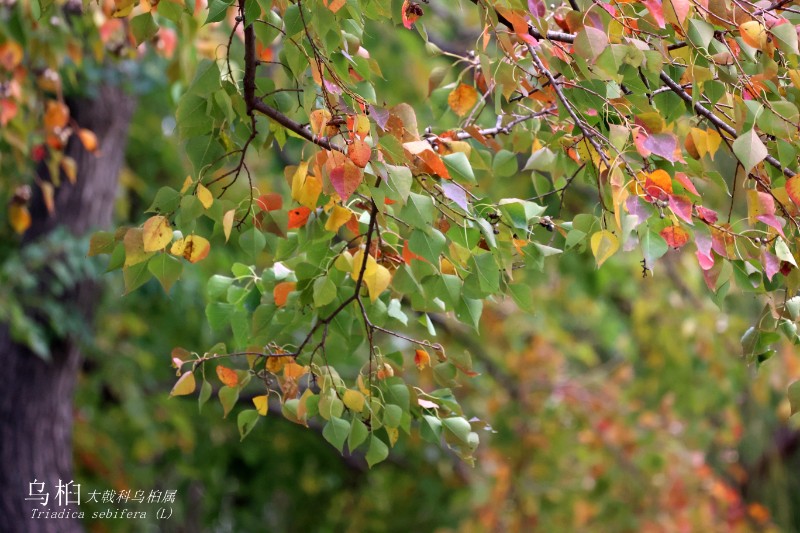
top-left (2, 0), bottom-right (800, 531)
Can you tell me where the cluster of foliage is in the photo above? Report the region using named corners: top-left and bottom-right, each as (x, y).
top-left (7, 0), bottom-right (800, 466)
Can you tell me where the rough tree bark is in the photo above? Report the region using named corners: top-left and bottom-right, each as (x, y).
top-left (0, 84), bottom-right (135, 532)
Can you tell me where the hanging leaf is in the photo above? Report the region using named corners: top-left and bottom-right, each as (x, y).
top-left (590, 230), bottom-right (619, 267)
top-left (170, 371), bottom-right (196, 396)
top-left (660, 226), bottom-right (689, 249)
top-left (237, 409), bottom-right (260, 440)
top-left (252, 395), bottom-right (269, 416)
top-left (196, 183), bottom-right (214, 209)
top-left (447, 84), bottom-right (479, 117)
top-left (8, 204), bottom-right (30, 234)
top-left (352, 250), bottom-right (392, 301)
top-left (273, 281), bottom-right (296, 307)
top-left (142, 215), bottom-right (173, 252)
top-left (216, 365), bottom-right (239, 387)
top-left (288, 207), bottom-right (312, 229)
top-left (732, 130), bottom-right (767, 174)
top-left (324, 204), bottom-right (353, 232)
top-left (348, 139), bottom-right (371, 168)
top-left (329, 162), bottom-right (363, 200)
top-left (170, 235), bottom-right (211, 263)
top-left (415, 349), bottom-right (431, 370)
top-left (222, 209), bottom-right (235, 242)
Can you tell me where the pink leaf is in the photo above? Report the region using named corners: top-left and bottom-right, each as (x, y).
top-left (695, 234), bottom-right (714, 271)
top-left (528, 0), bottom-right (546, 17)
top-left (762, 249), bottom-right (780, 281)
top-left (441, 181), bottom-right (469, 211)
top-left (643, 133), bottom-right (679, 162)
top-left (643, 0), bottom-right (666, 28)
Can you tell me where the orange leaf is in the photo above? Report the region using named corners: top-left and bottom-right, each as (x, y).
top-left (273, 281), bottom-right (296, 307)
top-left (78, 129), bottom-right (98, 153)
top-left (44, 100), bottom-right (69, 131)
top-left (216, 365), bottom-right (239, 387)
top-left (348, 138), bottom-right (371, 168)
top-left (644, 169), bottom-right (673, 201)
top-left (660, 226), bottom-right (689, 248)
top-left (447, 83), bottom-right (479, 117)
top-left (8, 203), bottom-right (30, 234)
top-left (414, 349), bottom-right (431, 370)
top-left (288, 207), bottom-right (311, 229)
top-left (256, 193), bottom-right (283, 212)
top-left (402, 240), bottom-right (426, 264)
top-left (787, 175), bottom-right (800, 208)
top-left (0, 41), bottom-right (23, 71)
top-left (283, 362), bottom-right (308, 380)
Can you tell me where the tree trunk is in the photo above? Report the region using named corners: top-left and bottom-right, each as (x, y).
top-left (0, 85), bottom-right (135, 532)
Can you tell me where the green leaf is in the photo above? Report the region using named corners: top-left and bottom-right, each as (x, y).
top-left (313, 276), bottom-right (337, 307)
top-left (776, 238), bottom-right (797, 267)
top-left (442, 416), bottom-right (471, 443)
top-left (148, 254), bottom-right (182, 293)
top-left (382, 404), bottom-right (403, 427)
top-left (400, 193), bottom-right (435, 229)
top-left (732, 129), bottom-right (767, 175)
top-left (130, 13), bottom-right (159, 45)
top-left (348, 418), bottom-right (369, 451)
top-left (322, 416), bottom-right (350, 452)
top-left (207, 275), bottom-right (235, 301)
top-left (198, 380), bottom-right (212, 413)
top-left (147, 187), bottom-right (181, 214)
top-left (88, 232), bottom-right (116, 256)
top-left (442, 152), bottom-right (475, 183)
top-left (123, 261), bottom-right (152, 294)
top-left (239, 228), bottom-right (267, 259)
top-left (492, 150), bottom-right (518, 178)
top-left (206, 0), bottom-right (234, 24)
top-left (366, 435), bottom-right (389, 467)
top-left (237, 409), bottom-right (260, 440)
top-left (408, 228), bottom-right (446, 265)
top-left (789, 381), bottom-right (800, 416)
top-left (219, 385), bottom-right (239, 418)
top-left (386, 164), bottom-right (412, 202)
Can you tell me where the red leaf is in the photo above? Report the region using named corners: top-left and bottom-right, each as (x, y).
top-left (401, 0), bottom-right (423, 29)
top-left (674, 172), bottom-right (699, 196)
top-left (216, 366), bottom-right (239, 387)
top-left (402, 240), bottom-right (425, 265)
top-left (256, 193), bottom-right (283, 212)
top-left (669, 194), bottom-right (693, 224)
top-left (696, 206), bottom-right (718, 224)
top-left (330, 162), bottom-right (363, 200)
top-left (660, 225), bottom-right (689, 248)
top-left (288, 207), bottom-right (311, 229)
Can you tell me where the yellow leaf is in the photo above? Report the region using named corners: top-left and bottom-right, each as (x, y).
top-left (309, 109), bottom-right (333, 136)
top-left (142, 215), bottom-right (173, 252)
top-left (325, 204), bottom-right (352, 232)
top-left (688, 127), bottom-right (708, 159)
top-left (197, 183), bottom-right (214, 209)
top-left (740, 21), bottom-right (768, 50)
top-left (170, 235), bottom-right (211, 263)
top-left (61, 157), bottom-right (77, 185)
top-left (290, 161), bottom-right (322, 209)
top-left (8, 204), bottom-right (30, 234)
top-left (343, 389), bottom-right (365, 412)
top-left (351, 250), bottom-right (392, 302)
top-left (386, 426), bottom-right (399, 446)
top-left (180, 175), bottom-right (193, 193)
top-left (252, 395), bottom-right (269, 415)
top-left (789, 69), bottom-right (800, 90)
top-left (447, 83), bottom-right (479, 116)
top-left (222, 209), bottom-right (235, 242)
top-left (590, 230), bottom-right (619, 267)
top-left (705, 128), bottom-right (721, 159)
top-left (170, 371), bottom-right (196, 396)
